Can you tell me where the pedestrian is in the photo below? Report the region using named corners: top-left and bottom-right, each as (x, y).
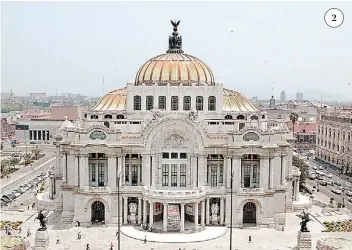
top-left (86, 243), bottom-right (90, 250)
top-left (77, 232), bottom-right (81, 240)
top-left (249, 235), bottom-right (252, 243)
top-left (27, 205), bottom-right (30, 210)
top-left (56, 236), bottom-right (60, 244)
top-left (27, 229), bottom-right (31, 237)
top-left (110, 242), bottom-right (113, 250)
top-left (32, 202), bottom-right (35, 210)
top-left (18, 227), bottom-right (22, 235)
top-left (144, 235), bottom-right (147, 244)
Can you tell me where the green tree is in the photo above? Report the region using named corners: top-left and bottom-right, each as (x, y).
top-left (31, 148), bottom-right (42, 160)
top-left (292, 156), bottom-right (309, 185)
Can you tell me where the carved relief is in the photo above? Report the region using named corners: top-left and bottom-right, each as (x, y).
top-left (164, 134), bottom-right (185, 148)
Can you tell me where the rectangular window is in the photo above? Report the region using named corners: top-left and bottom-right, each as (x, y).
top-left (91, 163), bottom-right (96, 182)
top-left (180, 153), bottom-right (187, 159)
top-left (34, 130), bottom-right (37, 140)
top-left (162, 152), bottom-right (169, 159)
top-left (219, 165), bottom-right (223, 184)
top-left (252, 165), bottom-right (259, 185)
top-left (180, 164), bottom-right (186, 187)
top-left (243, 165), bottom-right (250, 187)
top-left (171, 164), bottom-right (177, 186)
top-left (171, 152), bottom-right (178, 159)
top-left (211, 165), bottom-right (217, 187)
top-left (125, 164), bottom-right (129, 182)
top-left (158, 96), bottom-right (166, 109)
top-left (162, 164), bottom-right (169, 186)
top-left (171, 96), bottom-right (179, 111)
top-left (131, 164), bottom-right (138, 186)
top-left (98, 163), bottom-right (104, 186)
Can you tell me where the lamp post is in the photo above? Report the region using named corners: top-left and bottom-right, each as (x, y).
top-left (230, 171), bottom-right (234, 250)
top-left (117, 172), bottom-right (121, 250)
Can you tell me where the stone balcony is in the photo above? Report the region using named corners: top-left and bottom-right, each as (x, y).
top-left (143, 186), bottom-right (207, 203)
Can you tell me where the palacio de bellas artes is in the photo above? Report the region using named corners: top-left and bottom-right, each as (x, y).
top-left (51, 21), bottom-right (301, 235)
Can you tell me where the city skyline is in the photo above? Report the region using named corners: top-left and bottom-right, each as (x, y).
top-left (2, 1), bottom-right (352, 100)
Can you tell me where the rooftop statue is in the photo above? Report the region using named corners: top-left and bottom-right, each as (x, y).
top-left (167, 20), bottom-right (183, 53)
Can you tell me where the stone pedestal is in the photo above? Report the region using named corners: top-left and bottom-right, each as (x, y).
top-left (211, 214), bottom-right (218, 224)
top-left (35, 229), bottom-right (49, 250)
top-left (297, 231), bottom-right (312, 250)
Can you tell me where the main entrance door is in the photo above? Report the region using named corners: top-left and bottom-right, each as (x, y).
top-left (243, 202), bottom-right (256, 224)
top-left (91, 201), bottom-right (105, 223)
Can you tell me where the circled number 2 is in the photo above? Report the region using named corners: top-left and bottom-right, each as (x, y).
top-left (324, 8), bottom-right (344, 28)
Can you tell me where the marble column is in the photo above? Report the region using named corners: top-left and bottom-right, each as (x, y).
top-left (119, 195), bottom-right (122, 226)
top-left (220, 197), bottom-right (224, 225)
top-left (151, 155), bottom-right (156, 187)
top-left (149, 202), bottom-right (154, 227)
top-left (108, 156), bottom-right (116, 190)
top-left (226, 157), bottom-right (232, 188)
top-left (295, 179), bottom-right (300, 200)
top-left (84, 156), bottom-right (89, 187)
top-left (269, 158), bottom-right (274, 189)
top-left (180, 203), bottom-right (185, 232)
top-left (74, 156), bottom-right (79, 187)
top-left (194, 202), bottom-right (199, 230)
top-left (121, 155), bottom-right (125, 186)
top-left (124, 197), bottom-right (128, 224)
top-left (143, 199), bottom-right (147, 224)
top-left (138, 198), bottom-right (142, 224)
top-left (201, 200), bottom-right (205, 226)
top-left (281, 155), bottom-right (287, 185)
top-left (163, 203), bottom-right (168, 232)
top-left (206, 198), bottom-right (210, 225)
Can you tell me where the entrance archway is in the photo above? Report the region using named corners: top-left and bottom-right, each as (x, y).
top-left (91, 201), bottom-right (105, 223)
top-left (243, 202), bottom-right (256, 224)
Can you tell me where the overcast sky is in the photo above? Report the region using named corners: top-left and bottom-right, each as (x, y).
top-left (1, 1), bottom-right (352, 101)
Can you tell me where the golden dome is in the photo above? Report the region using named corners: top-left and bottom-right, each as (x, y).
top-left (135, 53), bottom-right (215, 86)
top-left (93, 88), bottom-right (257, 112)
top-left (223, 88), bottom-right (257, 112)
top-left (92, 88), bottom-right (126, 111)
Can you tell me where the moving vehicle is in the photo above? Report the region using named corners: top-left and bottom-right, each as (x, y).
top-left (313, 166), bottom-right (318, 170)
top-left (319, 181), bottom-right (328, 186)
top-left (326, 181), bottom-right (334, 186)
top-left (327, 173), bottom-right (333, 178)
top-left (331, 189), bottom-right (342, 195)
top-left (318, 166), bottom-right (324, 170)
top-left (345, 191), bottom-right (352, 197)
top-left (317, 176), bottom-right (325, 181)
top-left (348, 198), bottom-right (352, 203)
top-left (334, 181), bottom-right (342, 186)
top-left (308, 174), bottom-right (316, 180)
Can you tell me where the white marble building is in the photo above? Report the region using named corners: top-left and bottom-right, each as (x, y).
top-left (51, 22), bottom-right (298, 232)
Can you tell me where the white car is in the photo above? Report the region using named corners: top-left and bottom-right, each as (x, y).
top-left (318, 166), bottom-right (324, 170)
top-left (313, 166), bottom-right (318, 170)
top-left (327, 173), bottom-right (333, 178)
top-left (332, 189), bottom-right (342, 195)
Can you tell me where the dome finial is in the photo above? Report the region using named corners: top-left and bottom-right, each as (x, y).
top-left (167, 20), bottom-right (183, 53)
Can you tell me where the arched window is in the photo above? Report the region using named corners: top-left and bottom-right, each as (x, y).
top-left (133, 96), bottom-right (141, 110)
top-left (90, 115), bottom-right (98, 119)
top-left (208, 96), bottom-right (216, 111)
top-left (158, 96), bottom-right (166, 110)
top-left (104, 121), bottom-right (110, 128)
top-left (196, 96), bottom-right (203, 111)
top-left (104, 114), bottom-right (112, 119)
top-left (183, 96), bottom-right (191, 111)
top-left (225, 115), bottom-right (233, 120)
top-left (171, 96), bottom-right (179, 111)
top-left (237, 115), bottom-right (245, 120)
top-left (116, 114), bottom-right (124, 119)
top-left (146, 96), bottom-right (154, 110)
top-left (250, 115), bottom-right (259, 120)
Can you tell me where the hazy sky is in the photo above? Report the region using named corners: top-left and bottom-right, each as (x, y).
top-left (2, 1), bottom-right (352, 101)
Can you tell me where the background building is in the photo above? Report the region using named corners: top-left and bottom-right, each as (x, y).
top-left (295, 92), bottom-right (304, 101)
top-left (316, 107), bottom-right (352, 175)
top-left (280, 91), bottom-right (286, 103)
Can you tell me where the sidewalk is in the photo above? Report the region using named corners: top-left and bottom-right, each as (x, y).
top-left (0, 154), bottom-right (56, 189)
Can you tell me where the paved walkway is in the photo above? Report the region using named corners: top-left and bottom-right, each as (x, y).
top-left (122, 225), bottom-right (227, 243)
top-left (0, 154), bottom-right (55, 189)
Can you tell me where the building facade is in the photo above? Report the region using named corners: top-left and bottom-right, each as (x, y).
top-left (51, 22), bottom-right (297, 232)
top-left (316, 107), bottom-right (352, 174)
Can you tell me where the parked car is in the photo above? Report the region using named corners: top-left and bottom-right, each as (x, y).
top-left (345, 191), bottom-right (352, 197)
top-left (7, 193), bottom-right (16, 200)
top-left (319, 181), bottom-right (328, 186)
top-left (19, 185), bottom-right (29, 192)
top-left (331, 189), bottom-right (342, 195)
top-left (327, 173), bottom-right (333, 178)
top-left (13, 189), bottom-right (24, 195)
top-left (313, 166), bottom-right (318, 170)
top-left (348, 198), bottom-right (352, 203)
top-left (334, 181), bottom-right (342, 186)
top-left (11, 191), bottom-right (21, 198)
top-left (1, 200), bottom-right (8, 207)
top-left (317, 176), bottom-right (325, 181)
top-left (326, 181), bottom-right (334, 186)
top-left (318, 166), bottom-right (324, 170)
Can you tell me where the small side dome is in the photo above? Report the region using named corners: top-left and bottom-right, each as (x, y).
top-left (92, 88), bottom-right (126, 111)
top-left (61, 116), bottom-right (75, 129)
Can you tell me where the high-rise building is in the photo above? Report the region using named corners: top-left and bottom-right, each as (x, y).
top-left (296, 92), bottom-right (303, 101)
top-left (280, 91), bottom-right (286, 103)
